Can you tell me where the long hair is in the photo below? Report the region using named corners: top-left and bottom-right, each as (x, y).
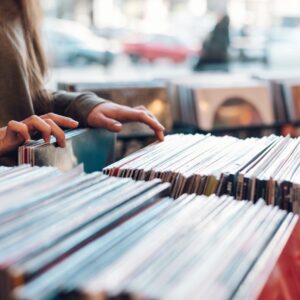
top-left (15, 0), bottom-right (49, 105)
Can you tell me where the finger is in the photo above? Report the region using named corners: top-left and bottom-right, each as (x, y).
top-left (23, 115), bottom-right (52, 143)
top-left (134, 105), bottom-right (148, 111)
top-left (44, 119), bottom-right (66, 147)
top-left (97, 114), bottom-right (123, 132)
top-left (114, 107), bottom-right (165, 131)
top-left (135, 106), bottom-right (155, 118)
top-left (156, 130), bottom-right (165, 142)
top-left (116, 109), bottom-right (165, 140)
top-left (7, 121), bottom-right (31, 142)
top-left (138, 107), bottom-right (161, 125)
top-left (136, 111), bottom-right (165, 141)
top-left (40, 113), bottom-right (79, 128)
top-left (133, 110), bottom-right (165, 131)
top-left (133, 107), bottom-right (164, 139)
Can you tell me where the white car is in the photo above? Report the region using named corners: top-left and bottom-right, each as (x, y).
top-left (43, 19), bottom-right (119, 67)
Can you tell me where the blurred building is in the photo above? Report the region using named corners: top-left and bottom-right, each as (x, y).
top-left (42, 0), bottom-right (300, 44)
top-left (43, 0), bottom-right (300, 26)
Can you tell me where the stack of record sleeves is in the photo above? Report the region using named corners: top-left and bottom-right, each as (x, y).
top-left (253, 71), bottom-right (300, 123)
top-left (0, 165), bottom-right (170, 300)
top-left (104, 134), bottom-right (300, 213)
top-left (9, 193), bottom-right (300, 299)
top-left (0, 166), bottom-right (300, 299)
top-left (167, 75), bottom-right (274, 130)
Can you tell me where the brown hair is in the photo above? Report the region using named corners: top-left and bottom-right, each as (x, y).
top-left (16, 0), bottom-right (49, 105)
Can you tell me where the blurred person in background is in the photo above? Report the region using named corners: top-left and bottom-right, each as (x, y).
top-left (194, 14), bottom-right (230, 72)
top-left (0, 0), bottom-right (165, 162)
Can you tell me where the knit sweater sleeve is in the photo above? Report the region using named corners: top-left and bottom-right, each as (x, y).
top-left (50, 91), bottom-right (107, 126)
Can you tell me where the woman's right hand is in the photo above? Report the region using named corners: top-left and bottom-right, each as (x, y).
top-left (0, 113), bottom-right (79, 156)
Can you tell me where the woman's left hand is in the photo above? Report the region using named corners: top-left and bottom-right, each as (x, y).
top-left (87, 102), bottom-right (165, 141)
top-left (0, 114), bottom-right (79, 155)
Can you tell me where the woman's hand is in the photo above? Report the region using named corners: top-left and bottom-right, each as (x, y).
top-left (87, 103), bottom-right (165, 141)
top-left (0, 114), bottom-right (78, 156)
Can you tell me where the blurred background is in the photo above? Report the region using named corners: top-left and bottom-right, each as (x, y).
top-left (41, 0), bottom-right (300, 158)
top-left (42, 0), bottom-right (300, 84)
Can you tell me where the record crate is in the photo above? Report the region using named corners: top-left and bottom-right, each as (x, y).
top-left (0, 165), bottom-right (300, 299)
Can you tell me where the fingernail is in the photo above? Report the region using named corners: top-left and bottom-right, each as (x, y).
top-left (158, 124), bottom-right (165, 130)
top-left (157, 131), bottom-right (165, 141)
top-left (113, 122), bottom-right (122, 129)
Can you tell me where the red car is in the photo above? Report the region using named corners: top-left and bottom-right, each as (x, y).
top-left (123, 34), bottom-right (199, 63)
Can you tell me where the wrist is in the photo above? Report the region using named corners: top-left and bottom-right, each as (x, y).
top-left (86, 102), bottom-right (106, 127)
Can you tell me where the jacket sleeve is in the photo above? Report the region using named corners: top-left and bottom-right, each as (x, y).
top-left (50, 91), bottom-right (107, 126)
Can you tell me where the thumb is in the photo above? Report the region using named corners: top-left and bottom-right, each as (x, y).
top-left (99, 115), bottom-right (123, 132)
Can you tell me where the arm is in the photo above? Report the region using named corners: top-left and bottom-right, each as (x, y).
top-left (50, 91), bottom-right (106, 126)
top-left (0, 24), bottom-right (164, 141)
top-left (47, 92), bottom-right (165, 141)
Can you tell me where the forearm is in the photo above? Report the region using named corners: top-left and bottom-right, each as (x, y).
top-left (50, 91), bottom-right (106, 126)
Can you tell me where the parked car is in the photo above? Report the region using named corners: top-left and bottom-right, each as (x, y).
top-left (43, 19), bottom-right (118, 67)
top-left (123, 34), bottom-right (200, 63)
